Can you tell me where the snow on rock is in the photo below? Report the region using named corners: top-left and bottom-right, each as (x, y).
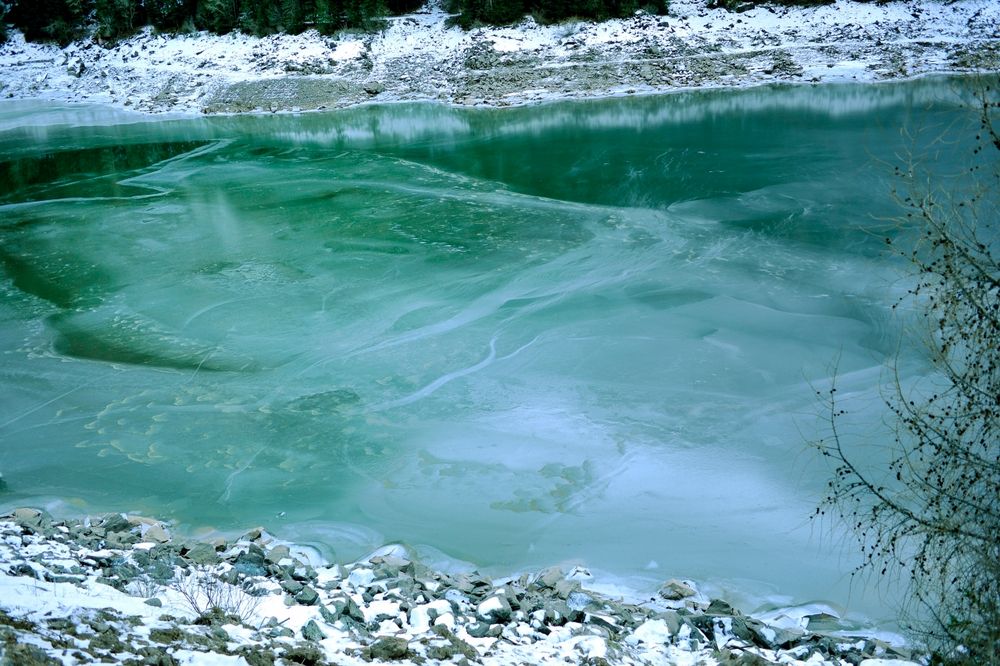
top-left (0, 507), bottom-right (928, 665)
top-left (0, 0), bottom-right (997, 115)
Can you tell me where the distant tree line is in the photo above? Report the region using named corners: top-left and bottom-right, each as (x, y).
top-left (0, 0), bottom-right (876, 46)
top-left (1, 0), bottom-right (424, 44)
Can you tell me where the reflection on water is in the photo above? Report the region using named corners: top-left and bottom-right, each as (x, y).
top-left (0, 77), bottom-right (986, 624)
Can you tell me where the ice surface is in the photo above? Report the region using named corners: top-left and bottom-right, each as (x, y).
top-left (0, 79), bottom-right (981, 623)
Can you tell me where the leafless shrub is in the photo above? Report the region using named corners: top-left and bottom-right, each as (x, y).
top-left (815, 79), bottom-right (999, 665)
top-left (173, 565), bottom-right (264, 625)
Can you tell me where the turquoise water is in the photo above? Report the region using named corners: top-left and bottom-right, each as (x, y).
top-left (0, 79), bottom-right (985, 623)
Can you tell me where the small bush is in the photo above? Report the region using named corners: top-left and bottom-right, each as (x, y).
top-left (173, 566), bottom-right (263, 625)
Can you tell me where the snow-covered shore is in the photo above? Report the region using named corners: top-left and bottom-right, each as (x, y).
top-left (0, 0), bottom-right (998, 115)
top-left (1, 507), bottom-right (921, 666)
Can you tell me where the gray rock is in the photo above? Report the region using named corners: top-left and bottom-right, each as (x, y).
top-left (0, 642), bottom-right (61, 665)
top-left (566, 591), bottom-right (594, 612)
top-left (295, 586), bottom-right (319, 606)
top-left (265, 545), bottom-right (289, 564)
top-left (465, 621), bottom-right (492, 638)
top-left (535, 566), bottom-right (564, 589)
top-left (554, 578), bottom-right (581, 600)
top-left (142, 525), bottom-right (170, 543)
top-left (144, 598), bottom-right (163, 607)
top-left (281, 578), bottom-right (304, 595)
top-left (707, 598), bottom-right (735, 615)
top-left (364, 636), bottom-right (410, 661)
top-left (475, 593), bottom-right (512, 623)
top-left (319, 603), bottom-right (340, 624)
top-left (654, 609), bottom-right (682, 635)
top-left (301, 619), bottom-right (326, 642)
top-left (658, 579), bottom-right (696, 601)
top-left (586, 612), bottom-right (621, 633)
top-left (329, 595), bottom-right (366, 623)
top-left (12, 507), bottom-right (49, 531)
top-left (233, 546), bottom-right (268, 577)
top-left (66, 59), bottom-right (85, 78)
top-left (99, 513), bottom-right (132, 534)
top-left (427, 625), bottom-right (478, 660)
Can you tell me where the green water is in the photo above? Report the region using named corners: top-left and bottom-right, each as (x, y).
top-left (0, 79), bottom-right (986, 622)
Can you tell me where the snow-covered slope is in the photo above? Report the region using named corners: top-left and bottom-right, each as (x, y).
top-left (0, 0), bottom-right (997, 114)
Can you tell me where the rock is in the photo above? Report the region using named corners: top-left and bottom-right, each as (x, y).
top-left (585, 612), bottom-right (621, 633)
top-left (266, 545), bottom-right (289, 564)
top-left (66, 59), bottom-right (85, 78)
top-left (144, 598), bottom-right (163, 607)
top-left (12, 507), bottom-right (47, 530)
top-left (237, 646), bottom-right (276, 666)
top-left (554, 578), bottom-right (581, 599)
top-left (465, 621), bottom-right (493, 638)
top-left (658, 579), bottom-right (696, 600)
top-left (318, 603), bottom-right (340, 624)
top-left (141, 524), bottom-right (170, 543)
top-left (543, 599), bottom-right (580, 625)
top-left (329, 595), bottom-right (366, 623)
top-left (534, 566), bottom-right (564, 589)
top-left (99, 513), bottom-right (132, 534)
top-left (150, 627), bottom-right (186, 644)
top-left (281, 578), bottom-right (304, 595)
top-left (348, 567), bottom-right (376, 588)
top-left (281, 643), bottom-right (324, 665)
top-left (716, 649), bottom-right (775, 665)
top-left (364, 636), bottom-right (410, 661)
top-left (301, 619), bottom-right (326, 642)
top-left (707, 598), bottom-right (735, 615)
top-left (476, 593), bottom-right (512, 623)
top-left (653, 609), bottom-right (682, 635)
top-left (427, 625), bottom-right (479, 660)
top-left (233, 546), bottom-right (268, 577)
top-left (135, 647), bottom-right (180, 666)
top-left (180, 542), bottom-right (220, 566)
top-left (409, 599), bottom-right (452, 632)
top-left (566, 591), bottom-right (594, 612)
top-left (0, 643), bottom-right (61, 665)
top-left (627, 618), bottom-right (673, 645)
top-left (295, 586), bottom-right (319, 606)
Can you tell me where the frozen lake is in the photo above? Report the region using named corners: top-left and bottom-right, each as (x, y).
top-left (0, 77), bottom-right (982, 626)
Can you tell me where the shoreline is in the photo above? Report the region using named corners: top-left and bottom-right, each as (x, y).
top-left (0, 0), bottom-right (998, 116)
top-left (1, 507), bottom-right (919, 666)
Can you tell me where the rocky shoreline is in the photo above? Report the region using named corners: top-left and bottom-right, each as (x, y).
top-left (0, 0), bottom-right (998, 115)
top-left (1, 507), bottom-right (920, 666)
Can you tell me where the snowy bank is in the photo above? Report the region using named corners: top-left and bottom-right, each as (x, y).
top-left (0, 0), bottom-right (997, 114)
top-left (0, 507), bottom-right (922, 666)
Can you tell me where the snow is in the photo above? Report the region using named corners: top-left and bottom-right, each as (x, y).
top-left (0, 0), bottom-right (995, 114)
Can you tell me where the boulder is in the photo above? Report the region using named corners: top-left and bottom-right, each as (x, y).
top-left (658, 579), bottom-right (697, 601)
top-left (182, 542), bottom-right (220, 566)
top-left (295, 586), bottom-right (319, 606)
top-left (363, 636), bottom-right (410, 661)
top-left (301, 620), bottom-right (326, 642)
top-left (476, 593), bottom-right (512, 623)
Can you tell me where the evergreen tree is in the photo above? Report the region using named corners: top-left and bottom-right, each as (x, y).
top-left (95, 0), bottom-right (141, 40)
top-left (196, 0), bottom-right (239, 33)
top-left (8, 0), bottom-right (90, 44)
top-left (146, 0), bottom-right (194, 30)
